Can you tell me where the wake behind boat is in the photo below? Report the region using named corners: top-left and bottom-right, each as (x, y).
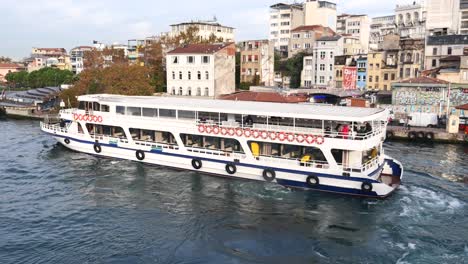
top-left (41, 94), bottom-right (403, 198)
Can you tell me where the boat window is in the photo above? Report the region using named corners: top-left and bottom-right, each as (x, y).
top-left (116, 106), bottom-right (125, 115)
top-left (92, 102), bottom-right (100, 111)
top-left (130, 128), bottom-right (177, 145)
top-left (100, 104), bottom-right (110, 112)
top-left (249, 141), bottom-right (328, 166)
top-left (159, 109), bottom-right (176, 118)
top-left (178, 110), bottom-right (196, 120)
top-left (331, 149), bottom-right (344, 164)
top-left (198, 112), bottom-right (219, 123)
top-left (77, 123), bottom-right (84, 134)
top-left (181, 134), bottom-right (244, 153)
top-left (126, 107), bottom-right (141, 116)
top-left (142, 108), bottom-right (157, 117)
top-left (78, 101), bottom-right (86, 110)
top-left (86, 124), bottom-right (127, 139)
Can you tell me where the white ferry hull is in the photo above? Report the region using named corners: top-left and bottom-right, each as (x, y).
top-left (46, 131), bottom-right (402, 199)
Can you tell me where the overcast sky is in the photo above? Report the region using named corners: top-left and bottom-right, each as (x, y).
top-left (1, 0), bottom-right (415, 60)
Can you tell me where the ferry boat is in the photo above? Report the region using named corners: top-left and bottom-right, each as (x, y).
top-left (40, 94), bottom-right (403, 198)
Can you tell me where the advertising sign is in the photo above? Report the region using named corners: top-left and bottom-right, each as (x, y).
top-left (343, 66), bottom-right (357, 90)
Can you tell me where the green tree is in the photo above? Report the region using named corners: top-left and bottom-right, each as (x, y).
top-left (235, 52), bottom-right (241, 88)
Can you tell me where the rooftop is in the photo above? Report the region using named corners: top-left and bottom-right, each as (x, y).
top-left (456, 103), bottom-right (468, 111)
top-left (291, 25), bottom-right (335, 34)
top-left (170, 21), bottom-right (234, 29)
top-left (218, 91), bottom-right (309, 104)
top-left (317, 35), bottom-right (342, 42)
top-left (427, 35), bottom-right (468, 46)
top-left (0, 63), bottom-right (24, 69)
top-left (167, 43), bottom-right (234, 55)
top-left (77, 94), bottom-right (387, 122)
top-left (397, 76), bottom-right (450, 85)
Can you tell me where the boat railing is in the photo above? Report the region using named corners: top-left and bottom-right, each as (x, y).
top-left (133, 139), bottom-right (179, 151)
top-left (196, 120), bottom-right (384, 141)
top-left (339, 157), bottom-right (380, 174)
top-left (41, 122), bottom-right (68, 134)
top-left (60, 108), bottom-right (78, 115)
top-left (186, 147), bottom-right (246, 159)
top-left (90, 134), bottom-right (129, 144)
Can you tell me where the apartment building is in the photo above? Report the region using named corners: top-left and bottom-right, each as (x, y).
top-left (425, 35), bottom-right (468, 70)
top-left (169, 20), bottom-right (235, 42)
top-left (425, 0), bottom-right (460, 36)
top-left (301, 35), bottom-right (343, 88)
top-left (343, 36), bottom-right (363, 56)
top-left (356, 56), bottom-right (367, 90)
top-left (238, 40), bottom-right (275, 86)
top-left (166, 43), bottom-right (235, 98)
top-left (31, 48), bottom-right (67, 58)
top-left (370, 15), bottom-right (396, 50)
top-left (397, 38), bottom-right (425, 80)
top-left (303, 0), bottom-right (337, 31)
top-left (0, 63), bottom-right (24, 83)
top-left (460, 0), bottom-right (468, 34)
top-left (395, 2), bottom-right (426, 39)
top-left (288, 25), bottom-right (335, 58)
top-left (70, 46), bottom-right (93, 74)
top-left (336, 14), bottom-right (370, 52)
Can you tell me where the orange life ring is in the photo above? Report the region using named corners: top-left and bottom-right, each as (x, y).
top-left (244, 128), bottom-right (252, 138)
top-left (260, 131), bottom-right (269, 140)
top-left (205, 125), bottom-right (213, 134)
top-left (316, 136), bottom-right (325, 145)
top-left (236, 128), bottom-right (244, 137)
top-left (286, 133), bottom-right (295, 142)
top-left (296, 134), bottom-right (305, 143)
top-left (221, 127), bottom-right (228, 135)
top-left (269, 131), bottom-right (278, 140)
top-left (198, 124), bottom-right (206, 133)
top-left (278, 132), bottom-right (286, 141)
top-left (306, 135), bottom-right (316, 144)
top-left (252, 130), bottom-right (260, 139)
top-left (228, 128), bottom-right (235, 136)
top-left (212, 126), bottom-right (220, 135)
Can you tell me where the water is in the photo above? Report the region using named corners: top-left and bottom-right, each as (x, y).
top-left (0, 120), bottom-right (467, 264)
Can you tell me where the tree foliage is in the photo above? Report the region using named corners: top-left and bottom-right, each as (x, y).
top-left (5, 67), bottom-right (74, 89)
top-left (83, 47), bottom-right (127, 69)
top-left (275, 52), bottom-right (307, 88)
top-left (61, 64), bottom-right (154, 107)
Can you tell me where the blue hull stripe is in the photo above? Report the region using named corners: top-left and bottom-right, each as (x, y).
top-left (46, 132), bottom-right (382, 184)
top-left (277, 179), bottom-right (380, 197)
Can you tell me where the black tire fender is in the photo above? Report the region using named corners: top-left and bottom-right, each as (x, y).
top-left (93, 143), bottom-right (102, 154)
top-left (225, 163), bottom-right (237, 175)
top-left (408, 131), bottom-right (417, 139)
top-left (306, 175), bottom-right (320, 187)
top-left (64, 138), bottom-right (70, 145)
top-left (416, 131), bottom-right (425, 139)
top-left (361, 182), bottom-right (373, 193)
top-left (136, 150), bottom-right (145, 161)
top-left (262, 169), bottom-right (276, 182)
top-left (192, 159), bottom-right (202, 170)
top-left (425, 132), bottom-right (435, 141)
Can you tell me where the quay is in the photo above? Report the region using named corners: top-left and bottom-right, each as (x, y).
top-left (386, 126), bottom-right (468, 144)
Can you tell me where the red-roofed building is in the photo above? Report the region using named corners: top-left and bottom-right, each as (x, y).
top-left (0, 63), bottom-right (25, 83)
top-left (166, 43), bottom-right (236, 98)
top-left (219, 91), bottom-right (309, 104)
top-left (289, 25), bottom-right (335, 58)
top-left (31, 47), bottom-right (67, 57)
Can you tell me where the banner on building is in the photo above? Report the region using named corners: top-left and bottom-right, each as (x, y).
top-left (343, 66), bottom-right (357, 90)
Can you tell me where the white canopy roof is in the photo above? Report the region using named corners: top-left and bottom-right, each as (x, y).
top-left (78, 94), bottom-right (387, 122)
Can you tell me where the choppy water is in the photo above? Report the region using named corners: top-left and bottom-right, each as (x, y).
top-left (0, 119), bottom-right (467, 264)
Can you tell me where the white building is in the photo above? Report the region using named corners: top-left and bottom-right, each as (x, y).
top-left (337, 14), bottom-right (370, 53)
top-left (301, 35), bottom-right (343, 88)
top-left (70, 46), bottom-right (93, 74)
top-left (303, 0), bottom-right (337, 31)
top-left (425, 0), bottom-right (460, 36)
top-left (166, 43), bottom-right (236, 98)
top-left (460, 0), bottom-right (468, 34)
top-left (425, 34), bottom-right (468, 70)
top-left (169, 20), bottom-right (235, 42)
top-left (395, 2), bottom-right (426, 39)
top-left (370, 15), bottom-right (396, 50)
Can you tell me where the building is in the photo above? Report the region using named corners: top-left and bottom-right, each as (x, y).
top-left (70, 46), bottom-right (93, 74)
top-left (460, 0), bottom-right (468, 34)
top-left (397, 38), bottom-right (425, 80)
top-left (238, 40), bottom-right (275, 86)
top-left (334, 55), bottom-right (356, 89)
top-left (166, 43), bottom-right (236, 98)
top-left (425, 0), bottom-right (460, 36)
top-left (370, 15), bottom-right (396, 50)
top-left (31, 48), bottom-right (67, 58)
top-left (269, 3), bottom-right (304, 55)
top-left (0, 63), bottom-right (24, 83)
top-left (27, 48), bottom-right (68, 72)
top-left (425, 35), bottom-right (468, 70)
top-left (301, 35), bottom-right (343, 88)
top-left (343, 35), bottom-right (363, 55)
top-left (169, 20), bottom-right (235, 42)
top-left (395, 2), bottom-right (426, 39)
top-left (303, 0), bottom-right (337, 31)
top-left (289, 25), bottom-right (335, 58)
top-left (356, 56), bottom-right (367, 90)
top-left (336, 14), bottom-right (370, 52)
top-left (367, 35), bottom-right (400, 91)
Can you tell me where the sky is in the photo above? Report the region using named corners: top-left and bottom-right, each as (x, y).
top-left (0, 0), bottom-right (415, 60)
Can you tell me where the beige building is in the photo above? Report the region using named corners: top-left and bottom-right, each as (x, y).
top-left (239, 40), bottom-right (275, 86)
top-left (343, 35), bottom-right (363, 56)
top-left (336, 14), bottom-right (371, 52)
top-left (166, 43), bottom-right (236, 98)
top-left (169, 20), bottom-right (235, 42)
top-left (397, 38), bottom-right (425, 80)
top-left (303, 0), bottom-right (337, 31)
top-left (289, 25), bottom-right (335, 58)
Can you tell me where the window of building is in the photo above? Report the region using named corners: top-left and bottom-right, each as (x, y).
top-left (384, 73), bottom-right (389, 81)
top-left (304, 43), bottom-right (311, 49)
top-left (447, 47), bottom-right (452, 55)
top-left (399, 68), bottom-right (403, 78)
top-left (433, 48), bottom-right (437, 56)
top-left (187, 88), bottom-right (192, 96)
top-left (432, 59), bottom-right (437, 67)
top-left (376, 63), bottom-right (380, 69)
top-left (369, 76), bottom-right (373, 82)
top-left (330, 52), bottom-right (333, 58)
top-left (172, 56), bottom-right (179, 64)
top-left (197, 88), bottom-right (201, 96)
top-left (369, 63), bottom-right (373, 69)
top-left (329, 64), bottom-right (333, 71)
top-left (320, 52), bottom-right (326, 59)
top-left (179, 71), bottom-right (183, 80)
top-left (376, 76), bottom-right (380, 82)
top-left (319, 76), bottom-right (325, 83)
top-left (178, 87), bottom-right (183, 95)
top-left (204, 88), bottom-right (209, 96)
top-left (202, 56), bottom-right (210, 64)
top-left (187, 56), bottom-right (195, 64)
top-left (205, 71), bottom-right (209, 80)
top-left (172, 71), bottom-right (176, 80)
top-left (405, 68), bottom-right (411, 77)
top-left (188, 71), bottom-right (192, 80)
top-left (197, 71), bottom-right (201, 80)
top-left (384, 85), bottom-right (388, 90)
top-left (391, 73), bottom-right (396, 80)
top-left (320, 64), bottom-right (325, 71)
top-left (292, 33), bottom-right (300, 39)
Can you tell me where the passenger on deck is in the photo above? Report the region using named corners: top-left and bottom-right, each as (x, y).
top-left (342, 124), bottom-right (350, 139)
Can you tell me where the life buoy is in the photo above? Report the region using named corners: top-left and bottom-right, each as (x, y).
top-left (278, 132), bottom-right (286, 142)
top-left (260, 131), bottom-right (269, 140)
top-left (296, 134), bottom-right (305, 143)
top-left (73, 114), bottom-right (78, 121)
top-left (198, 125), bottom-right (205, 133)
top-left (221, 127), bottom-right (228, 136)
top-left (306, 135), bottom-right (316, 144)
top-left (262, 169), bottom-right (276, 182)
top-left (416, 131), bottom-right (425, 139)
top-left (93, 143), bottom-right (102, 153)
top-left (244, 128), bottom-right (252, 138)
top-left (269, 131), bottom-right (278, 140)
top-left (361, 182), bottom-right (373, 192)
top-left (425, 132), bottom-right (435, 141)
top-left (306, 175), bottom-right (320, 187)
top-left (136, 150), bottom-right (145, 161)
top-left (97, 116), bottom-right (103, 123)
top-left (315, 136), bottom-right (325, 145)
top-left (236, 128), bottom-right (244, 137)
top-left (64, 138), bottom-right (70, 145)
top-left (192, 159), bottom-right (202, 170)
top-left (408, 131), bottom-right (417, 140)
top-left (252, 130), bottom-right (261, 139)
top-left (205, 125), bottom-right (213, 134)
top-left (225, 163), bottom-right (237, 175)
top-left (212, 126), bottom-right (220, 135)
top-left (286, 133), bottom-right (295, 142)
top-left (228, 128), bottom-right (235, 136)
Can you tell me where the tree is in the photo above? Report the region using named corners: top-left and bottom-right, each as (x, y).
top-left (276, 52), bottom-right (307, 88)
top-left (83, 47), bottom-right (127, 69)
top-left (5, 68), bottom-right (73, 89)
top-left (140, 42), bottom-right (166, 93)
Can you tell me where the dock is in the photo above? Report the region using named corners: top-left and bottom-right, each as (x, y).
top-left (386, 126), bottom-right (467, 144)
